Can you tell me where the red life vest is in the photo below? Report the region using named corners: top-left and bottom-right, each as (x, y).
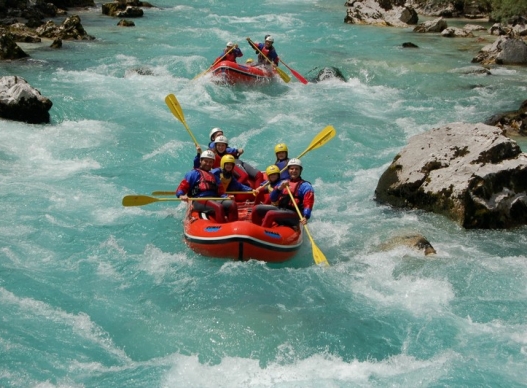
top-left (278, 179), bottom-right (304, 210)
top-left (191, 169), bottom-right (218, 196)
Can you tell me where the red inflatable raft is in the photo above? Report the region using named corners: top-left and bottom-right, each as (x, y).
top-left (183, 201), bottom-right (303, 262)
top-left (210, 60), bottom-right (278, 84)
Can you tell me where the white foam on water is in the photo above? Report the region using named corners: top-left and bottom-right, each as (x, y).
top-left (0, 287), bottom-right (130, 362)
top-left (159, 351), bottom-right (456, 387)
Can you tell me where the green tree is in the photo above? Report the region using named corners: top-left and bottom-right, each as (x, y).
top-left (491, 0), bottom-right (527, 22)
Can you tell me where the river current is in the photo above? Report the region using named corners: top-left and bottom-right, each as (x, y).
top-left (1, 0), bottom-right (527, 386)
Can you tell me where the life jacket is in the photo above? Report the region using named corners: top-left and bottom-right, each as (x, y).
top-left (220, 172), bottom-right (232, 191)
top-left (258, 46), bottom-right (272, 64)
top-left (278, 179), bottom-right (305, 210)
top-left (224, 51), bottom-right (238, 62)
top-left (275, 159), bottom-right (290, 180)
top-left (191, 169), bottom-right (218, 197)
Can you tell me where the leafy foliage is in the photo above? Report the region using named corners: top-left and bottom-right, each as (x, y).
top-left (491, 0), bottom-right (527, 22)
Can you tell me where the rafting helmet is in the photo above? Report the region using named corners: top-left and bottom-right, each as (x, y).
top-left (226, 41), bottom-right (234, 47)
top-left (265, 165), bottom-right (280, 177)
top-left (215, 135), bottom-right (228, 145)
top-left (287, 158), bottom-right (302, 170)
top-left (274, 143), bottom-right (288, 155)
top-left (265, 35), bottom-right (274, 43)
top-left (221, 154), bottom-right (236, 169)
top-left (209, 127), bottom-right (223, 141)
top-left (201, 150), bottom-right (215, 160)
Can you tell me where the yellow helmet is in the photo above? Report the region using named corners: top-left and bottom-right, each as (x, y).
top-left (220, 154), bottom-right (236, 169)
top-left (274, 143), bottom-right (288, 154)
top-left (265, 165), bottom-right (280, 177)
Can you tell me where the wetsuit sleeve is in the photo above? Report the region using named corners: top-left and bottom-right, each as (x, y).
top-left (234, 48), bottom-right (243, 57)
top-left (300, 183), bottom-right (315, 219)
top-left (193, 154), bottom-right (200, 169)
top-left (176, 171), bottom-right (197, 197)
top-left (231, 179), bottom-right (252, 192)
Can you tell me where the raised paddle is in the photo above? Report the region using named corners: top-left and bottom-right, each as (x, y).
top-left (193, 45), bottom-right (236, 80)
top-left (260, 125), bottom-right (336, 189)
top-left (164, 94), bottom-right (200, 147)
top-left (246, 38), bottom-right (291, 83)
top-left (285, 186), bottom-right (329, 266)
top-left (151, 191), bottom-right (255, 196)
top-left (279, 58), bottom-right (308, 84)
top-left (122, 195), bottom-right (226, 207)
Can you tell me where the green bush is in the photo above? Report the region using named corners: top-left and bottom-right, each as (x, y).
top-left (491, 0), bottom-right (527, 22)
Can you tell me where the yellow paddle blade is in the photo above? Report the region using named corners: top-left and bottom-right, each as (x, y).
top-left (304, 225), bottom-right (329, 266)
top-left (284, 186), bottom-right (329, 266)
top-left (296, 125), bottom-right (336, 159)
top-left (165, 94), bottom-right (185, 124)
top-left (165, 94), bottom-right (200, 147)
top-left (276, 66), bottom-right (291, 83)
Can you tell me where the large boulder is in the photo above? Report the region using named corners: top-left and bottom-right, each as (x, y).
top-left (0, 32), bottom-right (28, 59)
top-left (375, 123), bottom-right (527, 229)
top-left (36, 14), bottom-right (95, 40)
top-left (472, 35), bottom-right (527, 65)
top-left (0, 76), bottom-right (53, 123)
top-left (344, 0), bottom-right (418, 27)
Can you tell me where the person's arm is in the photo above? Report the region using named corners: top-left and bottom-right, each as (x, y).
top-left (270, 180), bottom-right (287, 202)
top-left (299, 183), bottom-right (315, 219)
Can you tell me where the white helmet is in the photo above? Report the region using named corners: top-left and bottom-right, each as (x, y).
top-left (226, 41), bottom-right (234, 47)
top-left (200, 150), bottom-right (215, 160)
top-left (214, 135), bottom-right (228, 144)
top-left (265, 35), bottom-right (274, 43)
top-left (209, 127), bottom-right (223, 141)
top-left (287, 158), bottom-right (302, 168)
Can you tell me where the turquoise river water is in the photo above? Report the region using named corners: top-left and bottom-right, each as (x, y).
top-left (1, 0), bottom-right (527, 386)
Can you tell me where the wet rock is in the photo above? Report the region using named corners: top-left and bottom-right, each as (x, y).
top-left (413, 17), bottom-right (447, 33)
top-left (0, 76), bottom-right (53, 124)
top-left (485, 100), bottom-right (527, 137)
top-left (472, 35), bottom-right (527, 65)
top-left (310, 67), bottom-right (346, 82)
top-left (117, 19), bottom-right (135, 26)
top-left (0, 32), bottom-right (28, 59)
top-left (379, 233), bottom-right (437, 256)
top-left (402, 42), bottom-right (419, 48)
top-left (375, 122), bottom-right (527, 229)
top-left (344, 0), bottom-right (418, 27)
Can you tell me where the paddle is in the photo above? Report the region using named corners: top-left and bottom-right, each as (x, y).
top-left (122, 195), bottom-right (226, 207)
top-left (193, 45), bottom-right (236, 80)
top-left (285, 186), bottom-right (329, 266)
top-left (279, 58), bottom-right (308, 84)
top-left (164, 94), bottom-right (200, 147)
top-left (246, 38), bottom-right (291, 83)
top-left (254, 125), bottom-right (337, 191)
top-left (151, 191), bottom-right (254, 196)
top-left (295, 125), bottom-right (336, 159)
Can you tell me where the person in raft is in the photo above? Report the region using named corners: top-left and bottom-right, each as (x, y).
top-left (252, 158), bottom-right (314, 227)
top-left (205, 130), bottom-right (264, 188)
top-left (216, 41), bottom-right (243, 63)
top-left (253, 164), bottom-right (281, 205)
top-left (273, 143), bottom-right (290, 180)
top-left (176, 150), bottom-right (238, 223)
top-left (246, 35), bottom-right (279, 66)
top-left (212, 154), bottom-right (254, 194)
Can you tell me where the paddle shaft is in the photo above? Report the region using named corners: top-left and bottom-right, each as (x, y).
top-left (247, 38), bottom-right (290, 83)
top-left (122, 195), bottom-right (228, 207)
top-left (285, 186), bottom-right (329, 266)
top-left (193, 45), bottom-right (236, 80)
top-left (262, 125), bottom-right (336, 189)
top-left (279, 58), bottom-right (308, 84)
top-left (151, 191), bottom-right (254, 196)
